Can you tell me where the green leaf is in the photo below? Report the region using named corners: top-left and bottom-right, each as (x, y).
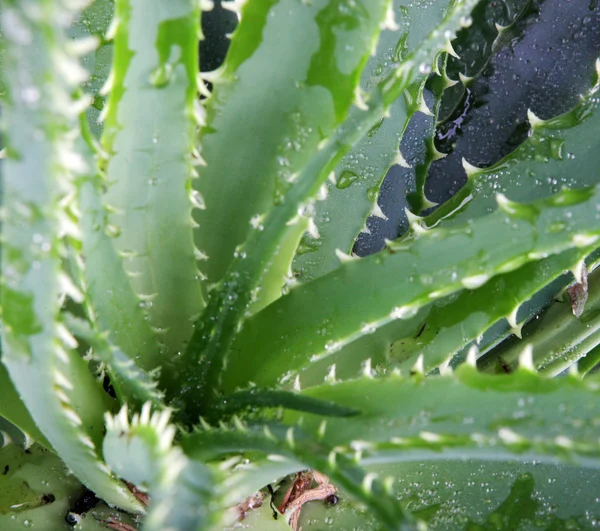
top-left (282, 366), bottom-right (600, 528)
top-left (222, 185), bottom-right (600, 391)
top-left (405, 55), bottom-right (453, 215)
top-left (182, 422), bottom-right (412, 530)
top-left (292, 0), bottom-right (458, 282)
top-left (212, 388), bottom-right (360, 420)
top-left (437, 0), bottom-right (533, 124)
top-left (479, 264), bottom-right (600, 376)
top-left (296, 460), bottom-right (600, 529)
top-left (392, 247), bottom-right (590, 375)
top-left (425, 58), bottom-right (600, 229)
top-left (0, 443), bottom-right (139, 531)
top-left (0, 1), bottom-right (141, 512)
top-left (103, 404), bottom-right (223, 530)
top-left (193, 0), bottom-right (391, 300)
top-left (178, 0), bottom-right (481, 415)
top-left (68, 0), bottom-right (116, 138)
top-left (101, 0), bottom-right (205, 371)
top-left (579, 343), bottom-right (600, 376)
top-left (0, 365), bottom-right (50, 449)
top-left (78, 127), bottom-right (162, 377)
top-left (64, 314), bottom-right (164, 407)
top-left (283, 365), bottom-right (600, 464)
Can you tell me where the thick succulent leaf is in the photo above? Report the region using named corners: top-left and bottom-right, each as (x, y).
top-left (216, 457), bottom-right (301, 512)
top-left (213, 388), bottom-right (359, 420)
top-left (182, 423), bottom-right (412, 530)
top-left (426, 58), bottom-right (600, 229)
top-left (179, 0), bottom-right (481, 414)
top-left (101, 0), bottom-right (205, 369)
top-left (285, 368), bottom-right (600, 525)
top-left (223, 502), bottom-right (290, 531)
top-left (296, 328), bottom-right (393, 387)
top-left (103, 405), bottom-right (223, 531)
top-left (78, 125), bottom-right (161, 376)
top-left (405, 56), bottom-right (453, 215)
top-left (68, 0), bottom-right (115, 138)
top-left (292, 0), bottom-right (460, 282)
top-left (283, 365), bottom-right (600, 465)
top-left (0, 365), bottom-right (50, 449)
top-left (64, 314), bottom-right (164, 407)
top-left (192, 0), bottom-right (390, 301)
top-left (296, 459), bottom-right (600, 529)
top-left (437, 0), bottom-right (533, 124)
top-left (0, 1), bottom-right (141, 512)
top-left (0, 443), bottom-right (138, 531)
top-left (222, 185), bottom-right (600, 391)
top-left (392, 247), bottom-right (591, 374)
top-left (479, 264), bottom-right (600, 376)
top-left (296, 56), bottom-right (600, 386)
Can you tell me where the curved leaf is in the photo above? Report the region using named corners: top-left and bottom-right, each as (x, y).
top-left (223, 185), bottom-right (600, 391)
top-left (182, 422), bottom-right (412, 530)
top-left (479, 264), bottom-right (600, 376)
top-left (0, 1), bottom-right (141, 512)
top-left (193, 0), bottom-right (391, 303)
top-left (284, 364), bottom-right (600, 465)
top-left (101, 0), bottom-right (205, 372)
top-left (0, 365), bottom-right (50, 449)
top-left (212, 388), bottom-right (360, 420)
top-left (392, 247), bottom-right (591, 375)
top-left (78, 131), bottom-right (161, 377)
top-left (425, 58), bottom-right (600, 229)
top-left (178, 0), bottom-right (481, 415)
top-left (104, 405), bottom-right (224, 531)
top-left (292, 0), bottom-right (459, 282)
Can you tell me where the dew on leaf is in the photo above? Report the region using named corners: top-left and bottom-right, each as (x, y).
top-left (336, 169), bottom-right (359, 189)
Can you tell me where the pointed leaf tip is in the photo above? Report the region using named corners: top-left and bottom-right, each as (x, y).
top-left (527, 108), bottom-right (544, 128)
top-left (461, 158), bottom-right (480, 177)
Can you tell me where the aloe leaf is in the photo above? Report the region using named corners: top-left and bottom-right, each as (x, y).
top-left (224, 502), bottom-right (290, 531)
top-left (64, 314), bottom-right (164, 407)
top-left (68, 0), bottom-right (116, 138)
top-left (179, 0), bottom-right (480, 414)
top-left (182, 423), bottom-right (411, 529)
top-left (298, 55), bottom-right (600, 386)
top-left (292, 1), bottom-right (461, 282)
top-left (437, 0), bottom-right (533, 124)
top-left (192, 0), bottom-right (391, 304)
top-left (283, 364), bottom-right (600, 465)
top-left (579, 339), bottom-right (600, 376)
top-left (222, 185), bottom-right (600, 391)
top-left (101, 0), bottom-right (205, 368)
top-left (78, 122), bottom-right (161, 376)
top-left (425, 58), bottom-right (600, 229)
top-left (0, 443), bottom-right (139, 531)
top-left (104, 404), bottom-right (223, 530)
top-left (297, 328), bottom-right (394, 387)
top-left (0, 365), bottom-right (50, 449)
top-left (479, 265), bottom-right (600, 376)
top-left (0, 1), bottom-right (141, 512)
top-left (297, 459), bottom-right (600, 529)
top-left (392, 247), bottom-right (592, 375)
top-left (213, 389), bottom-right (360, 420)
top-left (404, 55), bottom-right (455, 216)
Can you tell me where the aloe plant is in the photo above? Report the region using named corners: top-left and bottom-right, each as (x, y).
top-left (1, 0), bottom-right (600, 529)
